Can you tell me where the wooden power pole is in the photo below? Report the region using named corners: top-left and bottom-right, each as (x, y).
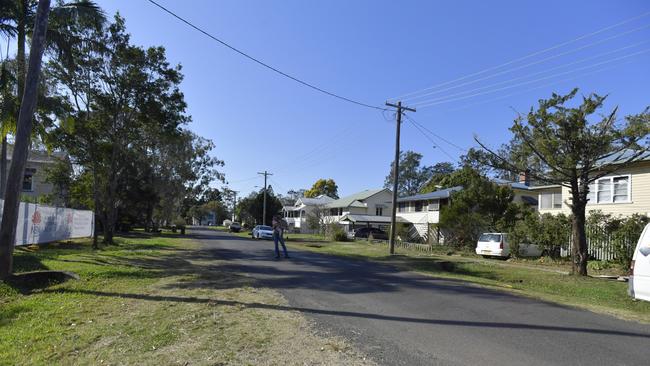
top-left (257, 171), bottom-right (272, 225)
top-left (385, 101), bottom-right (416, 255)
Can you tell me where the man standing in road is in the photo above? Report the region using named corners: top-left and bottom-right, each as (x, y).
top-left (272, 215), bottom-right (289, 259)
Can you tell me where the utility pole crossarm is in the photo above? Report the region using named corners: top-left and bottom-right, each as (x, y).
top-left (385, 102), bottom-right (416, 113)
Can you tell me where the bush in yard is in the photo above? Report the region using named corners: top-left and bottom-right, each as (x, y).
top-left (587, 211), bottom-right (648, 269)
top-left (509, 213), bottom-right (571, 258)
top-left (326, 223), bottom-right (348, 242)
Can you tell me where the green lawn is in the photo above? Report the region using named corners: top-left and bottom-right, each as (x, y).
top-left (0, 232), bottom-right (371, 366)
top-left (284, 239), bottom-right (650, 323)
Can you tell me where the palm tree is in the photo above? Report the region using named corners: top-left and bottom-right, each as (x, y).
top-left (0, 0), bottom-right (104, 196)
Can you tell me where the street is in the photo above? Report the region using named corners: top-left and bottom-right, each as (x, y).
top-left (193, 227), bottom-right (650, 366)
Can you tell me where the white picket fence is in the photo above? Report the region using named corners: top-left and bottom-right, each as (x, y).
top-left (0, 199), bottom-right (94, 246)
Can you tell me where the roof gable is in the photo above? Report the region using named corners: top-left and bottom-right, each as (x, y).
top-left (325, 188), bottom-right (390, 208)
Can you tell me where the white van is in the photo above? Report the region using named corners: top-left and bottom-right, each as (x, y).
top-left (475, 232), bottom-right (543, 258)
top-left (629, 223), bottom-right (650, 301)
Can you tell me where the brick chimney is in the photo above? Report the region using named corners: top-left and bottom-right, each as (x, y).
top-left (518, 169), bottom-right (531, 186)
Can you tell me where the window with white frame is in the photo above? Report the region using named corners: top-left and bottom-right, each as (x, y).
top-left (539, 192), bottom-right (562, 210)
top-left (588, 175), bottom-right (630, 204)
top-left (376, 207), bottom-right (383, 216)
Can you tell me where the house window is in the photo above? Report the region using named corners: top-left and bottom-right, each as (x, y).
top-left (376, 207), bottom-right (383, 216)
top-left (539, 192), bottom-right (562, 209)
top-left (414, 201), bottom-right (423, 212)
top-left (428, 200), bottom-right (440, 211)
top-left (398, 202), bottom-right (407, 213)
top-left (22, 169), bottom-right (36, 191)
top-left (588, 175), bottom-right (630, 204)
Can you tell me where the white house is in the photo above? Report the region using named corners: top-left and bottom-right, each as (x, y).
top-left (282, 194), bottom-right (334, 233)
top-left (396, 186), bottom-right (462, 242)
top-left (322, 188), bottom-right (397, 232)
top-left (395, 175), bottom-right (538, 242)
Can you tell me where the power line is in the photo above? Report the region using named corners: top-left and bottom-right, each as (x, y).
top-left (147, 0), bottom-right (385, 111)
top-left (388, 11), bottom-right (650, 101)
top-left (404, 114), bottom-right (467, 152)
top-left (411, 43), bottom-right (650, 107)
top-left (415, 47), bottom-right (650, 109)
top-left (404, 26), bottom-right (650, 103)
top-left (406, 117), bottom-right (458, 162)
top-left (446, 61), bottom-right (633, 112)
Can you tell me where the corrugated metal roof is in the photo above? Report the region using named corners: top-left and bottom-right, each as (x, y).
top-left (397, 186), bottom-right (463, 202)
top-left (595, 149), bottom-right (650, 166)
top-left (297, 195), bottom-right (335, 206)
top-left (325, 189), bottom-right (389, 208)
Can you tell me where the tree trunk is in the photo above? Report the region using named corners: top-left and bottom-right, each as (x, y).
top-left (0, 137), bottom-right (6, 198)
top-left (92, 164), bottom-right (100, 249)
top-left (571, 203), bottom-right (589, 276)
top-left (104, 148), bottom-right (119, 245)
top-left (0, 0), bottom-right (50, 280)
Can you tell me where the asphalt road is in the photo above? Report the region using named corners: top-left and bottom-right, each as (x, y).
top-left (192, 228), bottom-right (650, 366)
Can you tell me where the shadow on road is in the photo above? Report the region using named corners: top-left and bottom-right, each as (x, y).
top-left (44, 287), bottom-right (650, 339)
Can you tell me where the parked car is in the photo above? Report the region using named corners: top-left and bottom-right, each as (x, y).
top-left (629, 223), bottom-right (650, 301)
top-left (352, 227), bottom-right (388, 240)
top-left (475, 233), bottom-right (543, 258)
top-left (229, 222), bottom-right (241, 233)
top-left (252, 225), bottom-right (274, 240)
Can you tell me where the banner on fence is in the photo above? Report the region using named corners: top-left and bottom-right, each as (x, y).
top-left (0, 200), bottom-right (94, 246)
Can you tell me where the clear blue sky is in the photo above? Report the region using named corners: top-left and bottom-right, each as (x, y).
top-left (96, 0), bottom-right (650, 198)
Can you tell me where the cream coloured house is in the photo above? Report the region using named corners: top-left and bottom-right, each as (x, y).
top-left (4, 147), bottom-right (68, 203)
top-left (531, 152), bottom-right (650, 217)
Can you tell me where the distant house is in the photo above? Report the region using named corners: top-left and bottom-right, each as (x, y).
top-left (396, 173), bottom-right (538, 243)
top-left (322, 188), bottom-right (398, 232)
top-left (282, 194), bottom-right (335, 233)
top-left (396, 186), bottom-right (462, 242)
top-left (4, 146), bottom-right (68, 203)
top-left (530, 151), bottom-right (650, 217)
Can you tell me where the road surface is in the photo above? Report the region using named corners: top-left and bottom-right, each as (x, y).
top-left (191, 228), bottom-right (650, 366)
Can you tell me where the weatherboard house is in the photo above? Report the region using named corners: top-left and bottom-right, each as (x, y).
top-left (322, 188), bottom-right (399, 232)
top-left (282, 194), bottom-right (335, 233)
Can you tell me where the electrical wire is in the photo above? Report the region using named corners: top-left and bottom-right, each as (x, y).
top-left (405, 116), bottom-right (458, 162)
top-left (415, 47), bottom-right (650, 109)
top-left (388, 10), bottom-right (650, 101)
top-left (147, 0), bottom-right (385, 111)
top-left (404, 27), bottom-right (650, 103)
top-left (411, 43), bottom-right (650, 107)
top-left (446, 61), bottom-right (634, 112)
top-left (404, 114), bottom-right (467, 152)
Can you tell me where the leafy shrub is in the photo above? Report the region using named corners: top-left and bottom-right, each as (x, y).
top-left (587, 260), bottom-right (613, 271)
top-left (326, 223), bottom-right (348, 242)
top-left (509, 213), bottom-right (571, 258)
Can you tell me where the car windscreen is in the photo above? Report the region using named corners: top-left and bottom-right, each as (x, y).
top-left (260, 226), bottom-right (272, 231)
top-left (478, 234), bottom-right (501, 242)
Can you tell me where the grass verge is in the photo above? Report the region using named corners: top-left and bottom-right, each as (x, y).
top-left (0, 233), bottom-right (372, 365)
top-left (284, 239), bottom-right (650, 323)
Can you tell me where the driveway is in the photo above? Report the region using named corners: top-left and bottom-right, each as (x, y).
top-left (191, 227), bottom-right (650, 366)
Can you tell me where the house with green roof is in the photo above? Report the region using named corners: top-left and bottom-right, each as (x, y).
top-left (322, 188), bottom-right (396, 232)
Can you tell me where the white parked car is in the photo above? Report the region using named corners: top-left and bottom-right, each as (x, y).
top-left (252, 225), bottom-right (274, 240)
top-left (475, 233), bottom-right (543, 258)
top-left (629, 223), bottom-right (650, 302)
